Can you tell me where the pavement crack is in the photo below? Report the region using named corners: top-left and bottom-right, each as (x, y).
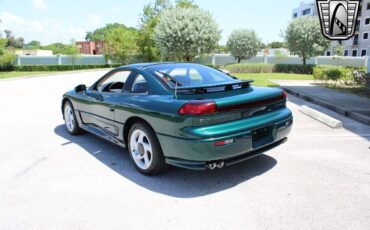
top-left (14, 157), bottom-right (48, 179)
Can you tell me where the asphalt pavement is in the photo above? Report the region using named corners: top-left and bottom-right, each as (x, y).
top-left (0, 71), bottom-right (369, 230)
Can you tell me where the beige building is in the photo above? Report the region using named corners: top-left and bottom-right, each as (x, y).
top-left (292, 0), bottom-right (370, 57)
top-left (14, 49), bottom-right (53, 56)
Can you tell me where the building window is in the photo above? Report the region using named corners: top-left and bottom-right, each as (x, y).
top-left (364, 32), bottom-right (369, 40)
top-left (354, 34), bottom-right (359, 45)
top-left (361, 49), bottom-right (367, 56)
top-left (365, 18), bottom-right (370, 25)
top-left (302, 8), bottom-right (311, 16)
top-left (293, 13), bottom-right (298, 18)
top-left (356, 19), bottom-right (361, 31)
top-left (326, 51), bottom-right (331, 56)
top-left (344, 50), bottom-right (349, 56)
top-left (367, 3), bottom-right (370, 10)
top-left (352, 50), bottom-right (358, 57)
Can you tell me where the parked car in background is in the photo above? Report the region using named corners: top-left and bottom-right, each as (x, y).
top-left (62, 63), bottom-right (293, 175)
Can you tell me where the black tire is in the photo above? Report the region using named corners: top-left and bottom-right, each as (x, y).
top-left (128, 122), bottom-right (168, 175)
top-left (63, 101), bottom-right (84, 135)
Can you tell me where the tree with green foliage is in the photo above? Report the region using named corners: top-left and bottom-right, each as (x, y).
top-left (104, 27), bottom-right (138, 64)
top-left (333, 45), bottom-right (344, 56)
top-left (175, 0), bottom-right (198, 8)
top-left (24, 40), bottom-right (41, 49)
top-left (86, 23), bottom-right (137, 41)
top-left (0, 21), bottom-right (16, 70)
top-left (154, 7), bottom-right (221, 61)
top-left (227, 29), bottom-right (261, 63)
top-left (4, 30), bottom-right (24, 48)
top-left (214, 45), bottom-right (228, 54)
top-left (64, 40), bottom-right (81, 69)
top-left (285, 17), bottom-right (330, 65)
top-left (268, 41), bottom-right (287, 49)
top-left (42, 43), bottom-right (75, 55)
top-left (137, 0), bottom-right (171, 62)
top-left (0, 38), bottom-right (6, 55)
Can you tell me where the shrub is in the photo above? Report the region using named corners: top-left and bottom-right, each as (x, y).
top-left (225, 63), bottom-right (275, 73)
top-left (0, 53), bottom-right (16, 71)
top-left (312, 65), bottom-right (366, 86)
top-left (274, 64), bottom-right (314, 74)
top-left (326, 68), bottom-right (343, 85)
top-left (13, 64), bottom-right (121, 72)
top-left (225, 63), bottom-right (314, 74)
top-left (313, 66), bottom-right (326, 82)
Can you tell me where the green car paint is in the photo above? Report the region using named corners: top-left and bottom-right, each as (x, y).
top-left (62, 63), bottom-right (293, 170)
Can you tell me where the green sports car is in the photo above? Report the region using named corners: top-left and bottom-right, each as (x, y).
top-left (62, 63), bottom-right (293, 175)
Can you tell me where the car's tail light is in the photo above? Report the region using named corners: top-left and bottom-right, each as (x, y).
top-left (178, 100), bottom-right (217, 115)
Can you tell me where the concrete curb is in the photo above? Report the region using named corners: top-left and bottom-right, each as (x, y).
top-left (299, 105), bottom-right (342, 129)
top-left (283, 86), bottom-right (370, 126)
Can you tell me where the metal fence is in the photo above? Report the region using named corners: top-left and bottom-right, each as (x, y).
top-left (15, 55), bottom-right (107, 66)
top-left (15, 54), bottom-right (368, 68)
top-left (194, 54), bottom-right (368, 67)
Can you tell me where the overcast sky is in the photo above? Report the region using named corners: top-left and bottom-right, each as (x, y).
top-left (0, 0), bottom-right (305, 45)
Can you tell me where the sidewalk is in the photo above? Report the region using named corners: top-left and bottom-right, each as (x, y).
top-left (273, 80), bottom-right (370, 126)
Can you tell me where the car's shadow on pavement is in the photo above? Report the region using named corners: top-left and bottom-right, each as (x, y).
top-left (54, 125), bottom-right (277, 198)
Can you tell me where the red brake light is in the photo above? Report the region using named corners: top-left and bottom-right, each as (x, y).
top-left (282, 90), bottom-right (287, 99)
top-left (179, 100), bottom-right (217, 115)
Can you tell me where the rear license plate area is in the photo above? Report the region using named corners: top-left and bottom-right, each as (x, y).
top-left (252, 125), bottom-right (273, 148)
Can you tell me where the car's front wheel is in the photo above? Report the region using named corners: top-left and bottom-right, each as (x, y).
top-left (128, 122), bottom-right (168, 175)
top-left (63, 101), bottom-right (83, 135)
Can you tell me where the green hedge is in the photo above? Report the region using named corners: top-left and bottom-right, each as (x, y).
top-left (225, 63), bottom-right (314, 74)
top-left (313, 65), bottom-right (366, 84)
top-left (225, 63), bottom-right (275, 73)
top-left (13, 64), bottom-right (122, 72)
top-left (274, 64), bottom-right (315, 74)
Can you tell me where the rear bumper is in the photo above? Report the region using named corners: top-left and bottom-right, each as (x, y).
top-left (165, 137), bottom-right (288, 170)
top-left (157, 108), bottom-right (293, 170)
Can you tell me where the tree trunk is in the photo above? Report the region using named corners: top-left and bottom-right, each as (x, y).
top-left (303, 57), bottom-right (306, 65)
top-left (184, 54), bottom-right (192, 62)
top-left (237, 57), bottom-right (241, 63)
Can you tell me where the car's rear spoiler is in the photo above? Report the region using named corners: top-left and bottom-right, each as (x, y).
top-left (175, 80), bottom-right (254, 95)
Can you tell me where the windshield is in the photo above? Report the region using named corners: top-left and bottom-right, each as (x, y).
top-left (146, 64), bottom-right (237, 88)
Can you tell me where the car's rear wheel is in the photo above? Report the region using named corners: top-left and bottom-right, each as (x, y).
top-left (128, 122), bottom-right (168, 175)
top-left (64, 101), bottom-right (83, 135)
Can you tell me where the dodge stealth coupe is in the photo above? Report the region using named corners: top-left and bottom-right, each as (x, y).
top-left (62, 63), bottom-right (293, 175)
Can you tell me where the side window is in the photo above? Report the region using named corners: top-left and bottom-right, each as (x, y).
top-left (96, 71), bottom-right (131, 93)
top-left (131, 75), bottom-right (148, 94)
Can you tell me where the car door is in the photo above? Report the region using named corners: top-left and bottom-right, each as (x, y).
top-left (113, 73), bottom-right (150, 139)
top-left (80, 69), bottom-right (133, 137)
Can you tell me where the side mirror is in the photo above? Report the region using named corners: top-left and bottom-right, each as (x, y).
top-left (74, 84), bottom-right (86, 93)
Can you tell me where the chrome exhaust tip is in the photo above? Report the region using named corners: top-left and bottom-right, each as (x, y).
top-left (208, 163), bottom-right (217, 170)
top-left (217, 161), bottom-right (225, 169)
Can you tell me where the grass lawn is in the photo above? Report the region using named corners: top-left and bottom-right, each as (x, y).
top-left (0, 71), bottom-right (62, 79)
top-left (233, 73), bottom-right (314, 87)
top-left (0, 68), bottom-right (114, 80)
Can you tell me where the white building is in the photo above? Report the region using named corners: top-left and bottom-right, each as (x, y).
top-left (292, 1), bottom-right (318, 19)
top-left (292, 0), bottom-right (370, 57)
